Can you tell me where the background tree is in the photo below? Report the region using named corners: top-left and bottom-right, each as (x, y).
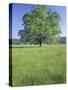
top-left (18, 5), bottom-right (61, 47)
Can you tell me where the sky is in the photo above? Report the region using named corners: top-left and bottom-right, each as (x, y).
top-left (10, 3), bottom-right (66, 39)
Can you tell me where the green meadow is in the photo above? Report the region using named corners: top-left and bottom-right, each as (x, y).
top-left (10, 44), bottom-right (66, 86)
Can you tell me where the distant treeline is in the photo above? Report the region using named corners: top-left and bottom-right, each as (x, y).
top-left (9, 36), bottom-right (66, 45)
top-left (59, 37), bottom-right (66, 43)
top-left (9, 39), bottom-right (21, 45)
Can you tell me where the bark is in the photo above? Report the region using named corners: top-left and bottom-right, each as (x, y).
top-left (39, 39), bottom-right (42, 47)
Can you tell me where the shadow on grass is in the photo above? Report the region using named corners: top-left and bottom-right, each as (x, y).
top-left (9, 44), bottom-right (65, 48)
top-left (9, 45), bottom-right (41, 48)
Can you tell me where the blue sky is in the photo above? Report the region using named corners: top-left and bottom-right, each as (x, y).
top-left (11, 3), bottom-right (66, 39)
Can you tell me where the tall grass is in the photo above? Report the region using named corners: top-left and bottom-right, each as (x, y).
top-left (10, 44), bottom-right (66, 86)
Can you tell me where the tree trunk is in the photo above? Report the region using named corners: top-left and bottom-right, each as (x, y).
top-left (39, 39), bottom-right (42, 47)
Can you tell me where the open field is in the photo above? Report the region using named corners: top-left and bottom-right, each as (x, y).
top-left (9, 44), bottom-right (66, 86)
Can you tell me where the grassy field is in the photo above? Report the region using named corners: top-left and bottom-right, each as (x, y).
top-left (9, 44), bottom-right (66, 86)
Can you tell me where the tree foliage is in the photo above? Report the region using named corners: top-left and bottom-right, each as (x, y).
top-left (18, 5), bottom-right (61, 46)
